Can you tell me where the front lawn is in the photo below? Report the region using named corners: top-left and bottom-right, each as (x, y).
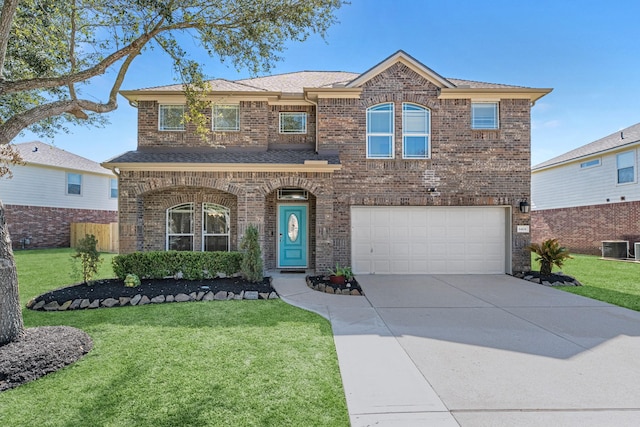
top-left (0, 249), bottom-right (349, 427)
top-left (532, 253), bottom-right (640, 312)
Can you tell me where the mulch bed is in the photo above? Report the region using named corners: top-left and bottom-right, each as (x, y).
top-left (306, 275), bottom-right (364, 295)
top-left (0, 326), bottom-right (92, 392)
top-left (30, 277), bottom-right (275, 305)
top-left (515, 271), bottom-right (582, 286)
top-left (26, 276), bottom-right (276, 310)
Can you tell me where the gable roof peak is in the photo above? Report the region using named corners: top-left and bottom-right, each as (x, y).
top-left (347, 50), bottom-right (455, 89)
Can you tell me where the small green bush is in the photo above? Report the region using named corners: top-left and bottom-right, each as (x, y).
top-left (527, 238), bottom-right (573, 276)
top-left (124, 273), bottom-right (141, 287)
top-left (112, 251), bottom-right (242, 280)
top-left (72, 234), bottom-right (103, 284)
top-left (329, 263), bottom-right (353, 281)
top-left (240, 224), bottom-right (263, 283)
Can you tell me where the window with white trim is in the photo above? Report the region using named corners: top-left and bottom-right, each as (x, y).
top-left (580, 159), bottom-right (601, 169)
top-left (366, 103), bottom-right (394, 159)
top-left (110, 178), bottom-right (118, 198)
top-left (617, 151), bottom-right (635, 184)
top-left (203, 203), bottom-right (230, 251)
top-left (212, 104), bottom-right (240, 131)
top-left (67, 173), bottom-right (82, 195)
top-left (159, 104), bottom-right (185, 131)
top-left (279, 112), bottom-right (307, 134)
top-left (471, 102), bottom-right (499, 129)
top-left (402, 103), bottom-right (430, 159)
top-left (167, 203), bottom-right (194, 251)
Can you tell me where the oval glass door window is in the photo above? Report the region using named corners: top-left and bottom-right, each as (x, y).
top-left (288, 214), bottom-right (299, 242)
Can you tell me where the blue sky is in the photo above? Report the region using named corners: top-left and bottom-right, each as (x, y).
top-left (17, 0), bottom-right (640, 166)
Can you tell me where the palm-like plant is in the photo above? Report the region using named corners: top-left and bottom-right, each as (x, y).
top-left (527, 238), bottom-right (573, 276)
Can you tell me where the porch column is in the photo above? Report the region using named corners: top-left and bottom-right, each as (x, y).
top-left (237, 189), bottom-right (266, 251)
top-left (315, 193), bottom-right (334, 273)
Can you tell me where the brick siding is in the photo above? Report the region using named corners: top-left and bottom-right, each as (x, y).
top-left (532, 201), bottom-right (640, 256)
top-left (120, 61), bottom-right (534, 273)
top-left (4, 204), bottom-right (117, 249)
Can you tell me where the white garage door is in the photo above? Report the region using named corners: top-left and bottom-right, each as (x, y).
top-left (351, 206), bottom-right (508, 274)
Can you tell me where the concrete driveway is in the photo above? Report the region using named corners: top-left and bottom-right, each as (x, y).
top-left (273, 273), bottom-right (640, 426)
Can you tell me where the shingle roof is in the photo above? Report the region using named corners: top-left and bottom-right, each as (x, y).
top-left (12, 141), bottom-right (114, 175)
top-left (533, 122), bottom-right (640, 170)
top-left (104, 148), bottom-right (340, 165)
top-left (130, 71), bottom-right (522, 94)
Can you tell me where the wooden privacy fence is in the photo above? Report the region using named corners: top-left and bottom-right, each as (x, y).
top-left (70, 223), bottom-right (119, 253)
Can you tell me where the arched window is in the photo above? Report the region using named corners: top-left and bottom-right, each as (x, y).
top-left (166, 203), bottom-right (194, 250)
top-left (203, 203), bottom-right (230, 251)
top-left (402, 103), bottom-right (430, 159)
top-left (366, 103), bottom-right (394, 159)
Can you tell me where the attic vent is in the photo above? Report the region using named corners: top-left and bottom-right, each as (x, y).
top-left (332, 83), bottom-right (347, 88)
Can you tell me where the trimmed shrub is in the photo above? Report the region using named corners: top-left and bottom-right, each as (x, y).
top-left (240, 224), bottom-right (263, 283)
top-left (112, 251), bottom-right (242, 280)
top-left (124, 274), bottom-right (141, 287)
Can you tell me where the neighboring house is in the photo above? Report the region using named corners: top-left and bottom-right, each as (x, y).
top-left (531, 123), bottom-right (640, 255)
top-left (103, 50), bottom-right (550, 274)
top-left (0, 141), bottom-right (118, 249)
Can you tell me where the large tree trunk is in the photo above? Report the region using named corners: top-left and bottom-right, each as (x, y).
top-left (0, 200), bottom-right (23, 346)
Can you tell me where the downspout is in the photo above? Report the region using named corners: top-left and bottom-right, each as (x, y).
top-left (304, 93), bottom-right (319, 153)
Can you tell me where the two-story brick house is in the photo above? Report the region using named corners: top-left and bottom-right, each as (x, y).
top-left (103, 51), bottom-right (551, 275)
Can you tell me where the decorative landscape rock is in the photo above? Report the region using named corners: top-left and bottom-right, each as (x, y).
top-left (306, 275), bottom-right (365, 296)
top-left (514, 271), bottom-right (582, 287)
top-left (28, 277), bottom-right (277, 311)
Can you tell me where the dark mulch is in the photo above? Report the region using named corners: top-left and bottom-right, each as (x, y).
top-left (0, 326), bottom-right (92, 392)
top-left (306, 275), bottom-right (364, 295)
top-left (515, 271), bottom-right (582, 286)
top-left (31, 276), bottom-right (275, 306)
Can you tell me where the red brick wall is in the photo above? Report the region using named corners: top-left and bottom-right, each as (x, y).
top-left (123, 61), bottom-right (535, 273)
top-left (4, 204), bottom-right (117, 250)
top-left (532, 202), bottom-right (640, 255)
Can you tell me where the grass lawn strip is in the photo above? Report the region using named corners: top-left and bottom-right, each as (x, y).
top-left (533, 253), bottom-right (640, 312)
top-left (0, 249), bottom-right (349, 426)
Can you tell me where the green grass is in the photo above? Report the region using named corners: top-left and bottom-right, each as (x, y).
top-left (1, 249), bottom-right (349, 426)
top-left (532, 253), bottom-right (640, 311)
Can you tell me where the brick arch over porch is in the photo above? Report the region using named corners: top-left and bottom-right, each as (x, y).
top-left (257, 176), bottom-right (335, 272)
top-left (255, 176), bottom-right (328, 198)
top-left (131, 177), bottom-right (244, 198)
top-left (139, 186), bottom-right (238, 252)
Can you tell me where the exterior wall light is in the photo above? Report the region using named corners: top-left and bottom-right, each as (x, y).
top-left (519, 199), bottom-right (530, 213)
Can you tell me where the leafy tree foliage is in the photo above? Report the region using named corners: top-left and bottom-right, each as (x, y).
top-left (0, 0), bottom-right (344, 343)
top-left (72, 234), bottom-right (102, 284)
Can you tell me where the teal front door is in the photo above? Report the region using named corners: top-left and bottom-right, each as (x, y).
top-left (278, 204), bottom-right (307, 268)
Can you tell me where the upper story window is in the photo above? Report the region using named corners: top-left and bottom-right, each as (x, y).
top-left (402, 103), bottom-right (430, 159)
top-left (471, 102), bottom-right (499, 130)
top-left (159, 104), bottom-right (185, 131)
top-left (279, 112), bottom-right (307, 134)
top-left (66, 173), bottom-right (82, 195)
top-left (203, 203), bottom-right (230, 252)
top-left (617, 151), bottom-right (635, 184)
top-left (167, 203), bottom-right (193, 251)
top-left (110, 178), bottom-right (118, 198)
top-left (213, 104), bottom-right (240, 131)
top-left (580, 159), bottom-right (601, 169)
top-left (366, 103), bottom-right (394, 159)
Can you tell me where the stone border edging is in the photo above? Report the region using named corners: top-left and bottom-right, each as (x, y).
top-left (305, 276), bottom-right (364, 296)
top-left (514, 272), bottom-right (582, 287)
top-left (27, 289), bottom-right (279, 312)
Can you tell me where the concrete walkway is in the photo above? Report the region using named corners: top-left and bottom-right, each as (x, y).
top-left (271, 273), bottom-right (640, 426)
